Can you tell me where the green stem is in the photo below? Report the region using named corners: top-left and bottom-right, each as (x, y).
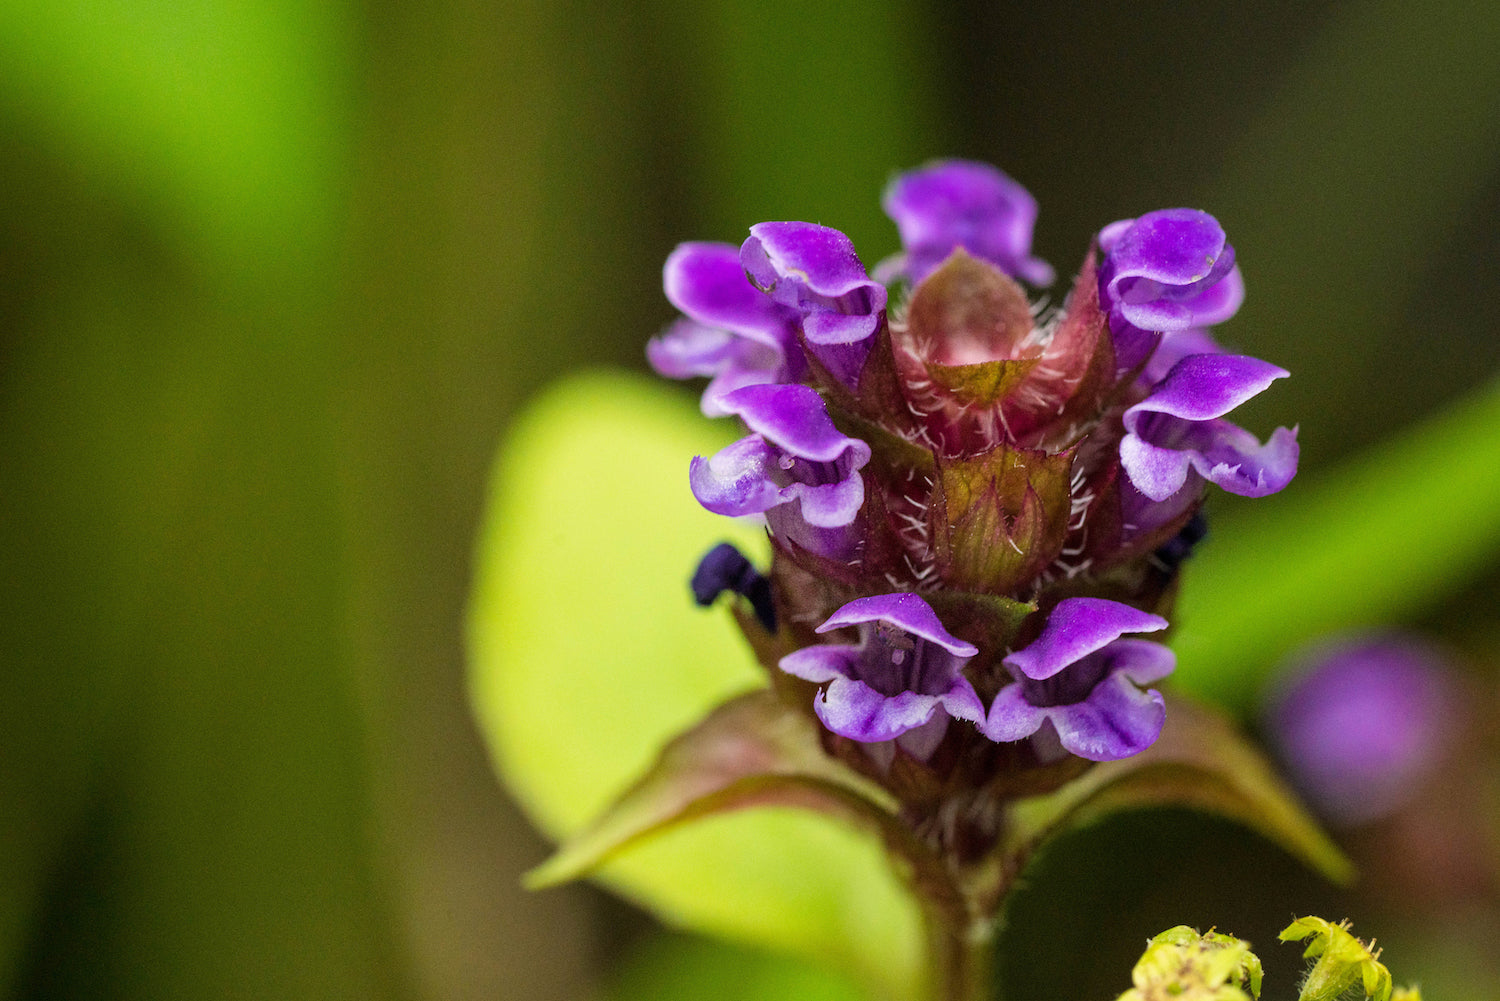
top-left (922, 898), bottom-right (997, 1001)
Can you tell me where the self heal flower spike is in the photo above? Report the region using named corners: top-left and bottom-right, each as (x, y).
top-left (779, 592), bottom-right (984, 755)
top-left (983, 598), bottom-right (1175, 761)
top-left (647, 162), bottom-right (1316, 920)
top-left (531, 157), bottom-right (1339, 1001)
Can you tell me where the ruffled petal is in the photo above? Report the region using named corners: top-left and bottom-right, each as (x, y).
top-left (818, 592), bottom-right (978, 657)
top-left (664, 242), bottom-right (798, 350)
top-left (1122, 354), bottom-right (1297, 501)
top-left (741, 222), bottom-right (887, 322)
top-left (1141, 327), bottom-right (1224, 385)
top-left (779, 643), bottom-right (861, 685)
top-left (1003, 597), bottom-right (1167, 681)
top-left (815, 677), bottom-right (940, 743)
top-left (722, 384), bottom-right (871, 464)
top-left (980, 684), bottom-right (1048, 743)
top-left (1128, 353), bottom-right (1289, 424)
top-left (1098, 210), bottom-right (1243, 367)
top-left (1103, 209), bottom-right (1231, 295)
top-left (1124, 414), bottom-right (1299, 501)
top-left (880, 160), bottom-right (1053, 286)
top-left (1046, 671), bottom-right (1167, 761)
top-left (688, 435), bottom-right (783, 517)
top-left (1102, 638), bottom-right (1178, 685)
top-left (647, 320), bottom-right (789, 416)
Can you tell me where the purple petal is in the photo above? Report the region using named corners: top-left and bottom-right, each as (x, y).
top-left (741, 222), bottom-right (887, 324)
top-left (1046, 671), bottom-right (1167, 761)
top-left (880, 160), bottom-right (1054, 286)
top-left (1102, 638), bottom-right (1177, 685)
top-left (720, 384), bottom-right (871, 464)
top-left (1121, 354), bottom-right (1297, 501)
top-left (694, 385), bottom-right (871, 530)
top-left (688, 435), bottom-right (783, 517)
top-left (1004, 597), bottom-right (1167, 681)
top-left (647, 320), bottom-right (789, 416)
top-left (1129, 354), bottom-right (1289, 424)
top-left (779, 643), bottom-right (859, 684)
top-left (780, 592), bottom-right (984, 742)
top-left (981, 685), bottom-right (1048, 743)
top-left (647, 320), bottom-right (741, 380)
top-left (1123, 415), bottom-right (1299, 501)
top-left (1098, 209), bottom-right (1243, 340)
top-left (815, 677), bottom-right (942, 743)
top-left (1181, 264), bottom-right (1244, 327)
top-left (817, 591), bottom-right (978, 657)
top-left (664, 242), bottom-right (798, 350)
top-left (1141, 327), bottom-right (1225, 385)
top-left (1104, 209), bottom-right (1231, 291)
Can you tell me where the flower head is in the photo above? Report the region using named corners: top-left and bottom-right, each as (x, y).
top-left (982, 598), bottom-right (1174, 761)
top-left (660, 161), bottom-right (1296, 774)
top-left (780, 592), bottom-right (984, 756)
top-left (689, 383), bottom-right (870, 560)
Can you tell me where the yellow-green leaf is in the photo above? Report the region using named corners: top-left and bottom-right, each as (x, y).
top-left (467, 370), bottom-right (922, 999)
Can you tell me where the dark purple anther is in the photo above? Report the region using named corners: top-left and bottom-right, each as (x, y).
top-left (690, 542), bottom-right (777, 633)
top-left (1152, 511), bottom-right (1208, 571)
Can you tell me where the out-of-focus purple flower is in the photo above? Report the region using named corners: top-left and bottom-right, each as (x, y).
top-left (877, 160), bottom-right (1055, 287)
top-left (649, 242), bottom-right (805, 415)
top-left (780, 592), bottom-right (983, 754)
top-left (982, 598), bottom-right (1174, 761)
top-left (1121, 354), bottom-right (1299, 502)
top-left (689, 383), bottom-right (870, 559)
top-left (1098, 209), bottom-right (1244, 371)
top-left (1263, 633), bottom-right (1462, 827)
top-left (741, 222), bottom-right (887, 389)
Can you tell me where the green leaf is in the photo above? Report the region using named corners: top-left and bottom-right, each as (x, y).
top-left (606, 932), bottom-right (874, 1001)
top-left (467, 370), bottom-right (923, 999)
top-left (1172, 376), bottom-right (1500, 709)
top-left (1005, 695), bottom-right (1352, 885)
top-left (526, 691), bottom-right (899, 889)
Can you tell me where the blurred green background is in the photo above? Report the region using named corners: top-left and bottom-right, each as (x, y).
top-left (2, 1), bottom-right (1499, 999)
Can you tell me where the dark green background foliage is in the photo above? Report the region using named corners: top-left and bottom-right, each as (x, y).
top-left (2, 1), bottom-right (1498, 998)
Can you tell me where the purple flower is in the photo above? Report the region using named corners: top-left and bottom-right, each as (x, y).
top-left (982, 598), bottom-right (1174, 761)
top-left (1264, 633), bottom-right (1462, 826)
top-left (649, 242), bottom-right (805, 415)
top-left (1121, 354), bottom-right (1299, 502)
top-left (741, 222), bottom-right (888, 389)
top-left (779, 592), bottom-right (984, 754)
top-left (689, 383), bottom-right (871, 559)
top-left (878, 160), bottom-right (1055, 287)
top-left (1098, 209), bottom-right (1244, 371)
